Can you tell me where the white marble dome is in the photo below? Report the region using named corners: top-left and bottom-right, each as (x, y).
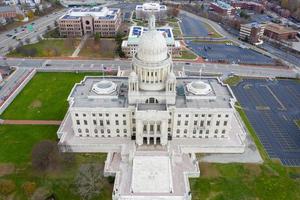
top-left (187, 81), bottom-right (212, 95)
top-left (92, 80), bottom-right (117, 95)
top-left (137, 29), bottom-right (168, 63)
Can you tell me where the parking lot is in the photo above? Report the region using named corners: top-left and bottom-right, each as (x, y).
top-left (232, 79), bottom-right (300, 166)
top-left (186, 41), bottom-right (275, 65)
top-left (179, 13), bottom-right (209, 37)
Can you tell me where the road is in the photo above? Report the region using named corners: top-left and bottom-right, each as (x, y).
top-left (179, 10), bottom-right (300, 69)
top-left (0, 57), bottom-right (296, 106)
top-left (0, 9), bottom-right (66, 55)
top-left (0, 58), bottom-right (296, 78)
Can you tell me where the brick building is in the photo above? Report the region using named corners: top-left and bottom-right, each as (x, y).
top-left (264, 23), bottom-right (297, 40)
top-left (0, 6), bottom-right (17, 18)
top-left (210, 1), bottom-right (235, 16)
top-left (58, 6), bottom-right (121, 38)
top-left (231, 1), bottom-right (265, 13)
top-left (239, 22), bottom-right (265, 45)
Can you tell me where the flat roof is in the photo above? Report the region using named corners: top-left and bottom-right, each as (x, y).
top-left (265, 22), bottom-right (297, 34)
top-left (127, 25), bottom-right (175, 45)
top-left (69, 76), bottom-right (234, 109)
top-left (131, 155), bottom-right (172, 193)
top-left (211, 0), bottom-right (233, 9)
top-left (60, 6), bottom-right (119, 20)
top-left (0, 6), bottom-right (16, 12)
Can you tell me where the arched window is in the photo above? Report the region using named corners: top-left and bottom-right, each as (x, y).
top-left (146, 97), bottom-right (159, 104)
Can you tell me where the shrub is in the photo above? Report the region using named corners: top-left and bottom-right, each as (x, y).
top-left (0, 179), bottom-right (16, 195)
top-left (22, 181), bottom-right (37, 197)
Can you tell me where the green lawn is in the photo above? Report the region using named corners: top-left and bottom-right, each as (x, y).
top-left (295, 120), bottom-right (300, 128)
top-left (0, 125), bottom-right (57, 165)
top-left (203, 23), bottom-right (223, 38)
top-left (191, 161), bottom-right (300, 200)
top-left (223, 76), bottom-right (242, 86)
top-left (7, 39), bottom-right (78, 57)
top-left (172, 28), bottom-right (182, 37)
top-left (190, 100), bottom-right (300, 200)
top-left (192, 40), bottom-right (233, 44)
top-left (0, 125), bottom-right (112, 200)
top-left (78, 39), bottom-right (116, 58)
top-left (175, 49), bottom-right (197, 60)
top-left (43, 28), bottom-right (62, 38)
top-left (1, 72), bottom-right (100, 120)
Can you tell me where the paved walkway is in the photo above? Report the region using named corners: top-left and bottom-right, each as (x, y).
top-left (71, 34), bottom-right (89, 58)
top-left (2, 120), bottom-right (61, 125)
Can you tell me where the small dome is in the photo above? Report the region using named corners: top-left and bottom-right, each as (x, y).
top-left (187, 81), bottom-right (212, 95)
top-left (137, 30), bottom-right (168, 63)
top-left (92, 80), bottom-right (117, 95)
top-left (129, 71), bottom-right (138, 81)
top-left (167, 71), bottom-right (176, 81)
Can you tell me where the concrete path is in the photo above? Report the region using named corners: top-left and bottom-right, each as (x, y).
top-left (71, 34), bottom-right (89, 58)
top-left (2, 120), bottom-right (61, 125)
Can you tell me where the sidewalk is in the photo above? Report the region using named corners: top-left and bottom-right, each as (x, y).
top-left (2, 120), bottom-right (62, 125)
top-left (71, 34), bottom-right (89, 58)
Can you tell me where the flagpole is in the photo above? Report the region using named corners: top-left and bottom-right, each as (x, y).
top-left (102, 64), bottom-right (104, 80)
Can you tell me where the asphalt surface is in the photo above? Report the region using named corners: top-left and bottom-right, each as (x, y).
top-left (179, 10), bottom-right (300, 69)
top-left (0, 9), bottom-right (66, 55)
top-left (179, 12), bottom-right (209, 37)
top-left (187, 41), bottom-right (275, 65)
top-left (232, 79), bottom-right (300, 166)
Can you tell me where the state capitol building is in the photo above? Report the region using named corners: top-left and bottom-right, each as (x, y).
top-left (57, 15), bottom-right (247, 200)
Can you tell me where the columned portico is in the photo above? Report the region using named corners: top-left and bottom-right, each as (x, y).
top-left (136, 109), bottom-right (169, 146)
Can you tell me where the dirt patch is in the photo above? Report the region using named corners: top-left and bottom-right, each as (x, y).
top-left (200, 163), bottom-right (220, 178)
top-left (0, 163), bottom-right (15, 177)
top-left (29, 100), bottom-right (42, 109)
top-left (244, 163), bottom-right (262, 176)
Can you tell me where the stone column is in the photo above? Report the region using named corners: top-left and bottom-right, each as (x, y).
top-left (136, 120), bottom-right (143, 145)
top-left (161, 120), bottom-right (168, 145)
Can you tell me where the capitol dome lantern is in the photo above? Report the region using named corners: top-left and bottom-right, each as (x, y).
top-left (132, 15), bottom-right (173, 91)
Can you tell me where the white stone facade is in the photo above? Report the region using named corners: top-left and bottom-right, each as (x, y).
top-left (136, 2), bottom-right (167, 21)
top-left (121, 25), bottom-right (181, 58)
top-left (57, 16), bottom-right (247, 200)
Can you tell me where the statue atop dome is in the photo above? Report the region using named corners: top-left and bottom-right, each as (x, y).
top-left (148, 14), bottom-right (156, 30)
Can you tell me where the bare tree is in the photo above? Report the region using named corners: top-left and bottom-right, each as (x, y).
top-left (31, 140), bottom-right (61, 172)
top-left (74, 164), bottom-right (104, 200)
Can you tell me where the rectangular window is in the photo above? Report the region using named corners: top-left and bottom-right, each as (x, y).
top-left (185, 121), bottom-right (188, 126)
top-left (84, 120), bottom-right (87, 125)
top-left (93, 120), bottom-right (97, 125)
top-left (216, 121), bottom-right (220, 126)
top-left (224, 121), bottom-right (228, 126)
top-left (115, 120), bottom-right (119, 125)
top-left (194, 121), bottom-right (197, 126)
top-left (177, 121), bottom-right (181, 126)
top-left (123, 120), bottom-right (126, 125)
top-left (100, 120), bottom-right (103, 126)
top-left (106, 120), bottom-right (110, 125)
top-left (76, 120), bottom-right (80, 125)
top-left (200, 120), bottom-right (204, 127)
top-left (207, 121), bottom-right (211, 126)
